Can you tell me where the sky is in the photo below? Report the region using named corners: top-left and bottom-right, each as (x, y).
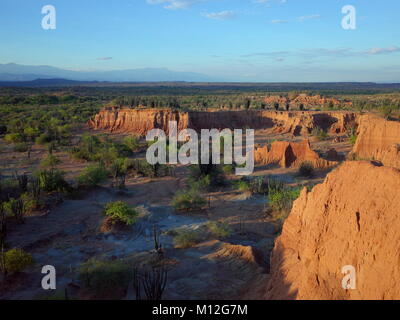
top-left (0, 0), bottom-right (399, 82)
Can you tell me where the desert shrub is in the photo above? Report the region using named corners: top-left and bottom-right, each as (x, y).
top-left (206, 221), bottom-right (232, 239)
top-left (35, 133), bottom-right (51, 145)
top-left (78, 258), bottom-right (132, 298)
top-left (222, 164), bottom-right (235, 175)
top-left (173, 230), bottom-right (203, 249)
top-left (125, 159), bottom-right (172, 178)
top-left (109, 158), bottom-right (128, 189)
top-left (234, 179), bottom-right (251, 192)
top-left (13, 142), bottom-right (29, 152)
top-left (36, 169), bottom-right (70, 192)
top-left (188, 164), bottom-right (227, 190)
top-left (268, 186), bottom-right (302, 212)
top-left (171, 188), bottom-right (206, 212)
top-left (40, 154), bottom-right (61, 167)
top-left (4, 198), bottom-right (25, 223)
top-left (78, 164), bottom-right (108, 187)
top-left (349, 134), bottom-right (357, 145)
top-left (20, 192), bottom-right (38, 215)
top-left (298, 161), bottom-right (315, 177)
top-left (234, 176), bottom-right (268, 194)
top-left (104, 201), bottom-right (138, 225)
top-left (0, 125), bottom-right (7, 135)
top-left (123, 135), bottom-right (140, 152)
top-left (379, 105), bottom-right (394, 119)
top-left (0, 248), bottom-right (34, 273)
top-left (5, 133), bottom-right (24, 144)
top-left (14, 173), bottom-right (28, 193)
top-left (311, 126), bottom-right (328, 140)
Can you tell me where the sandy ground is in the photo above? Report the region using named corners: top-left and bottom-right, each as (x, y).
top-left (0, 128), bottom-right (353, 300)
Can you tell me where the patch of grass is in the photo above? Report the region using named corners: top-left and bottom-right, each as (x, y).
top-left (104, 201), bottom-right (139, 225)
top-left (40, 154), bottom-right (61, 167)
top-left (35, 169), bottom-right (70, 193)
top-left (206, 221), bottom-right (232, 239)
top-left (173, 230), bottom-right (203, 249)
top-left (234, 176), bottom-right (270, 194)
top-left (78, 163), bottom-right (108, 187)
top-left (13, 142), bottom-right (29, 152)
top-left (171, 188), bottom-right (207, 212)
top-left (78, 257), bottom-right (132, 298)
top-left (311, 126), bottom-right (329, 141)
top-left (0, 248), bottom-right (34, 274)
top-left (298, 161), bottom-right (315, 178)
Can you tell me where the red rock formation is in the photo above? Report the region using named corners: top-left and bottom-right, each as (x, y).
top-left (255, 140), bottom-right (336, 169)
top-left (264, 94), bottom-right (352, 108)
top-left (88, 108), bottom-right (189, 135)
top-left (89, 108), bottom-right (357, 137)
top-left (266, 161), bottom-right (400, 300)
top-left (353, 115), bottom-right (400, 169)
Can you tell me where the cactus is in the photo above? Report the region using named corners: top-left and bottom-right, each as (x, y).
top-left (142, 267), bottom-right (168, 300)
top-left (153, 224), bottom-right (162, 253)
top-left (14, 172), bottom-right (28, 193)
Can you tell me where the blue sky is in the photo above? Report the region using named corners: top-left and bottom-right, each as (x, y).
top-left (0, 0), bottom-right (399, 82)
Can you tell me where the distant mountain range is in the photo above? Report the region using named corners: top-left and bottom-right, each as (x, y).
top-left (0, 63), bottom-right (215, 82)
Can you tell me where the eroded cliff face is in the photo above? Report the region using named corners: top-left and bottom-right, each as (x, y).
top-left (88, 108), bottom-right (189, 135)
top-left (255, 140), bottom-right (336, 169)
top-left (266, 161), bottom-right (400, 300)
top-left (88, 108), bottom-right (357, 137)
top-left (352, 115), bottom-right (400, 169)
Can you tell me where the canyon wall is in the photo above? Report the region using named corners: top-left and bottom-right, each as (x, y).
top-left (88, 108), bottom-right (189, 135)
top-left (352, 115), bottom-right (400, 169)
top-left (89, 108), bottom-right (357, 137)
top-left (265, 161), bottom-right (400, 300)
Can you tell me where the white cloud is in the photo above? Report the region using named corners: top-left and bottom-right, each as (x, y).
top-left (298, 14), bottom-right (321, 22)
top-left (203, 10), bottom-right (235, 20)
top-left (366, 46), bottom-right (400, 55)
top-left (270, 19), bottom-right (288, 24)
top-left (146, 0), bottom-right (203, 10)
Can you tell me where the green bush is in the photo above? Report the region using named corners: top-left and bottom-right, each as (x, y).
top-left (5, 133), bottom-right (24, 144)
top-left (222, 164), bottom-right (235, 175)
top-left (234, 177), bottom-right (269, 194)
top-left (40, 154), bottom-right (61, 167)
top-left (206, 221), bottom-right (232, 239)
top-left (78, 258), bottom-right (132, 298)
top-left (298, 161), bottom-right (314, 178)
top-left (36, 169), bottom-right (70, 192)
top-left (78, 164), bottom-right (108, 187)
top-left (173, 230), bottom-right (203, 248)
top-left (13, 142), bottom-right (29, 152)
top-left (104, 201), bottom-right (138, 225)
top-left (268, 186), bottom-right (302, 212)
top-left (35, 133), bottom-right (51, 145)
top-left (123, 135), bottom-right (140, 152)
top-left (171, 188), bottom-right (207, 211)
top-left (311, 126), bottom-right (329, 140)
top-left (4, 198), bottom-right (26, 223)
top-left (0, 248), bottom-right (34, 273)
top-left (188, 164), bottom-right (227, 190)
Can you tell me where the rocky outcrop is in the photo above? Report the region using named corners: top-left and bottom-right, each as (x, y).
top-left (266, 161), bottom-right (400, 300)
top-left (255, 140), bottom-right (336, 169)
top-left (88, 108), bottom-right (189, 135)
top-left (352, 115), bottom-right (400, 169)
top-left (89, 108), bottom-right (357, 137)
top-left (264, 94), bottom-right (352, 108)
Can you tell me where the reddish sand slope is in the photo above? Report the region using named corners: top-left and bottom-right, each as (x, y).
top-left (266, 161), bottom-right (400, 300)
top-left (353, 115), bottom-right (400, 169)
top-left (255, 140), bottom-right (336, 169)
